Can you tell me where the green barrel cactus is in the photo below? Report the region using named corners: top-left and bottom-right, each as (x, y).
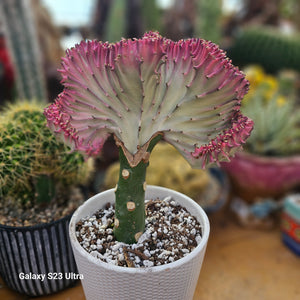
top-left (0, 101), bottom-right (92, 208)
top-left (45, 32), bottom-right (253, 243)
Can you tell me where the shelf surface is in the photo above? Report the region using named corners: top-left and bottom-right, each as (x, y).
top-left (1, 208), bottom-right (299, 300)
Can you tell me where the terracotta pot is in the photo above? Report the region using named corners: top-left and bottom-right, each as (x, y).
top-left (220, 152), bottom-right (300, 202)
top-left (69, 185), bottom-right (210, 300)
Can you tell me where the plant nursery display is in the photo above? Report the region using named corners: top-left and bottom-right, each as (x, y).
top-left (0, 101), bottom-right (93, 296)
top-left (44, 31), bottom-right (253, 299)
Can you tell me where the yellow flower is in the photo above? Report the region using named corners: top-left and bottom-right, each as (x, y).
top-left (262, 75), bottom-right (278, 100)
top-left (276, 96), bottom-right (287, 107)
top-left (243, 65), bottom-right (267, 103)
top-left (244, 65), bottom-right (265, 88)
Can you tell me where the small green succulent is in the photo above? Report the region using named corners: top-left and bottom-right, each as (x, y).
top-left (242, 67), bottom-right (300, 156)
top-left (243, 94), bottom-right (300, 156)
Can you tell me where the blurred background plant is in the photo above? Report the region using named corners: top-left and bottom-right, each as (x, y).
top-left (0, 0), bottom-right (64, 105)
top-left (241, 65), bottom-right (300, 157)
top-left (0, 0), bottom-right (48, 102)
top-left (0, 101), bottom-right (93, 212)
top-left (228, 26), bottom-right (300, 74)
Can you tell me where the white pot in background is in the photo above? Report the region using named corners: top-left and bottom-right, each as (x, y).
top-left (69, 185), bottom-right (210, 300)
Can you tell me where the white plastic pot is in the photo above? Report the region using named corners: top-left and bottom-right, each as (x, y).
top-left (69, 185), bottom-right (210, 300)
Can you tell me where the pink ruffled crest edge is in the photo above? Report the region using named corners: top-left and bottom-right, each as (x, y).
top-left (191, 112), bottom-right (254, 168)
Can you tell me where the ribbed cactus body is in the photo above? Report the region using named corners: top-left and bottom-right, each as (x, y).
top-left (0, 101), bottom-right (90, 207)
top-left (0, 0), bottom-right (47, 101)
top-left (45, 32), bottom-right (253, 243)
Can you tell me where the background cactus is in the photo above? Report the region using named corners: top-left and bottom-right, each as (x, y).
top-left (0, 101), bottom-right (92, 208)
top-left (228, 26), bottom-right (300, 73)
top-left (0, 0), bottom-right (47, 101)
top-left (45, 32), bottom-right (253, 243)
top-left (196, 0), bottom-right (222, 44)
top-left (103, 0), bottom-right (126, 42)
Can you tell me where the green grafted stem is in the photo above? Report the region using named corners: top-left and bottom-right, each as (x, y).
top-left (114, 135), bottom-right (161, 244)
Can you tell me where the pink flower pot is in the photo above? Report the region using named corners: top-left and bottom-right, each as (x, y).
top-left (220, 152), bottom-right (300, 202)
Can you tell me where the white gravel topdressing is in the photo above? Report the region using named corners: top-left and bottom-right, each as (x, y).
top-left (76, 196), bottom-right (202, 267)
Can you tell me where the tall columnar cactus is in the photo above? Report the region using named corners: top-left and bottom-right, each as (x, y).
top-left (196, 0), bottom-right (222, 44)
top-left (0, 101), bottom-right (91, 207)
top-left (45, 32), bottom-right (253, 243)
top-left (0, 0), bottom-right (47, 101)
top-left (104, 0), bottom-right (126, 42)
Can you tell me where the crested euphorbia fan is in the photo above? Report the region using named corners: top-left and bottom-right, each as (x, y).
top-left (45, 32), bottom-right (253, 243)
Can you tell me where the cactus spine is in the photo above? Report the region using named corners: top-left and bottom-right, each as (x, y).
top-left (0, 0), bottom-right (47, 101)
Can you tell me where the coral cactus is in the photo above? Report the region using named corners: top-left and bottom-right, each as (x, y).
top-left (45, 32), bottom-right (253, 243)
top-left (0, 101), bottom-right (92, 207)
